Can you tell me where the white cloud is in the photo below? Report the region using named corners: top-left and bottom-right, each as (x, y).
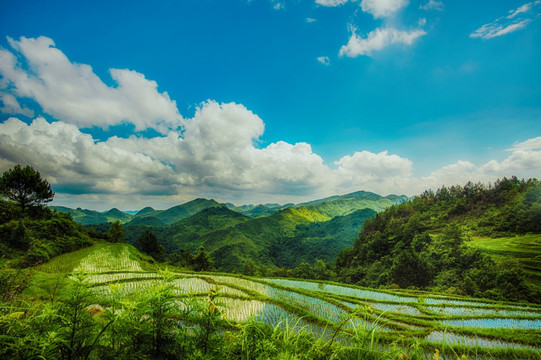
top-left (0, 36), bottom-right (181, 133)
top-left (360, 0), bottom-right (409, 18)
top-left (471, 19), bottom-right (531, 39)
top-left (306, 17), bottom-right (318, 23)
top-left (335, 150), bottom-right (413, 188)
top-left (0, 93), bottom-right (34, 117)
top-left (419, 0), bottom-right (444, 11)
top-left (315, 0), bottom-right (349, 6)
top-left (317, 56), bottom-right (331, 65)
top-left (470, 2), bottom-right (539, 39)
top-left (2, 114), bottom-right (540, 207)
top-left (418, 17), bottom-right (427, 27)
top-left (339, 27), bottom-right (426, 57)
top-left (508, 3), bottom-right (533, 18)
top-left (508, 136), bottom-right (541, 151)
top-left (0, 117), bottom-right (180, 196)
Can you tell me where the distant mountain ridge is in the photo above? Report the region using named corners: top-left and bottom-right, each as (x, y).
top-left (52, 190), bottom-right (404, 225)
top-left (52, 190), bottom-right (406, 270)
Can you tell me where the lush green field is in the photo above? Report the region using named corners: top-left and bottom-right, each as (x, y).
top-left (12, 242), bottom-right (541, 359)
top-left (466, 234), bottom-right (541, 288)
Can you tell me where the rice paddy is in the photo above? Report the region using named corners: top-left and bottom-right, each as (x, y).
top-left (43, 243), bottom-right (541, 358)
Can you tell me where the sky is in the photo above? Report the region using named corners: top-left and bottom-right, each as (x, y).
top-left (0, 0), bottom-right (540, 211)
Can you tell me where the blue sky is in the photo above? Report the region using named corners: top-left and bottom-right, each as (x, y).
top-left (0, 0), bottom-right (540, 210)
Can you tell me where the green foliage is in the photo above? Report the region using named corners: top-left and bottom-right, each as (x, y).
top-left (0, 164), bottom-right (54, 213)
top-left (335, 177), bottom-right (541, 303)
top-left (107, 221), bottom-right (125, 243)
top-left (136, 229), bottom-right (165, 262)
top-left (0, 200), bottom-right (94, 267)
top-left (192, 246), bottom-right (214, 271)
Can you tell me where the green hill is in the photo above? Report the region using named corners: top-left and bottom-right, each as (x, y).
top-left (156, 206), bottom-right (251, 252)
top-left (300, 190), bottom-right (406, 218)
top-left (335, 177), bottom-right (541, 303)
top-left (103, 208), bottom-right (133, 222)
top-left (51, 206), bottom-right (134, 225)
top-left (156, 205), bottom-right (371, 272)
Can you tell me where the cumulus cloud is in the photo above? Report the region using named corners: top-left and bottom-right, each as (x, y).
top-left (0, 117), bottom-right (180, 195)
top-left (360, 0), bottom-right (409, 18)
top-left (470, 2), bottom-right (540, 39)
top-left (1, 113), bottom-right (540, 207)
top-left (333, 151), bottom-right (413, 194)
top-left (419, 0), bottom-right (444, 11)
top-left (0, 36), bottom-right (181, 133)
top-left (339, 27), bottom-right (426, 57)
top-left (0, 100), bottom-right (332, 203)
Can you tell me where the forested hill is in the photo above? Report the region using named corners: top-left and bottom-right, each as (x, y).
top-left (335, 177), bottom-right (541, 303)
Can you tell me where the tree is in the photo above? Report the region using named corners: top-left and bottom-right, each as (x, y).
top-left (108, 221), bottom-right (125, 243)
top-left (136, 229), bottom-right (165, 262)
top-left (192, 246), bottom-right (213, 271)
top-left (0, 164), bottom-right (54, 213)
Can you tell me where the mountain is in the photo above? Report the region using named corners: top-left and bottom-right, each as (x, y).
top-left (57, 190), bottom-right (405, 272)
top-left (226, 203), bottom-right (293, 218)
top-left (50, 206), bottom-right (130, 225)
top-left (54, 199), bottom-right (222, 227)
top-left (139, 198), bottom-right (222, 226)
top-left (104, 208), bottom-right (133, 222)
top-left (226, 191), bottom-right (402, 219)
top-left (299, 190), bottom-right (405, 218)
top-left (156, 206), bottom-right (251, 252)
top-left (268, 208), bottom-right (378, 268)
top-left (136, 207), bottom-right (156, 216)
top-left (151, 204), bottom-right (372, 272)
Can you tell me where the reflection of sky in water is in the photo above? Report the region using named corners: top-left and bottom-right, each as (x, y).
top-left (426, 305), bottom-right (541, 317)
top-left (442, 318), bottom-right (541, 329)
top-left (426, 331), bottom-right (540, 350)
top-left (263, 278), bottom-right (417, 303)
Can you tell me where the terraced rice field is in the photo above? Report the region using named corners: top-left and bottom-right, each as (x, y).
top-left (70, 244), bottom-right (541, 358)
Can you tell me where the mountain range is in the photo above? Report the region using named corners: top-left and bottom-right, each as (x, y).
top-left (52, 191), bottom-right (408, 270)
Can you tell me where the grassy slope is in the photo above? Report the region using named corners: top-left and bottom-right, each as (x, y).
top-left (465, 234), bottom-right (541, 288)
top-left (24, 242), bottom-right (156, 300)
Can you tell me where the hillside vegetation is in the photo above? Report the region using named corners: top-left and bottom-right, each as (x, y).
top-left (0, 200), bottom-right (94, 267)
top-left (336, 177), bottom-right (541, 303)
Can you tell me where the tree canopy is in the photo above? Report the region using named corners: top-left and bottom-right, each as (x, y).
top-left (0, 164), bottom-right (54, 212)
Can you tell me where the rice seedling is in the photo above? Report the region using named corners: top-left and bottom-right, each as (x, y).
top-left (367, 302), bottom-right (423, 316)
top-left (74, 246), bottom-right (142, 273)
top-left (196, 274), bottom-right (272, 296)
top-left (217, 298), bottom-right (266, 322)
top-left (85, 272), bottom-right (158, 284)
